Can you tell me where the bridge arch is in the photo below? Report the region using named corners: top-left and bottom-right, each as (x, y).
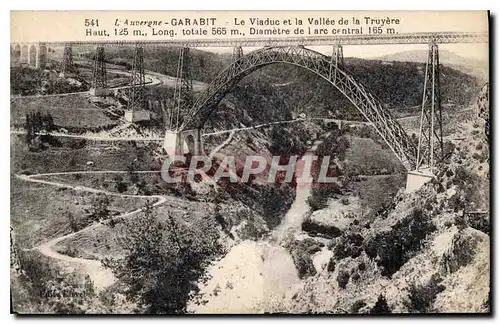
top-left (12, 44), bottom-right (21, 62)
top-left (180, 46), bottom-right (418, 170)
top-left (21, 45), bottom-right (29, 64)
top-left (28, 45), bottom-right (37, 66)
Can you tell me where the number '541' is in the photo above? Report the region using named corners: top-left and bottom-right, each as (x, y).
top-left (85, 19), bottom-right (100, 27)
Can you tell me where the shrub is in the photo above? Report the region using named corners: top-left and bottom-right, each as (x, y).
top-left (301, 219), bottom-right (343, 239)
top-left (261, 184), bottom-right (295, 228)
top-left (332, 232), bottom-right (364, 260)
top-left (12, 250), bottom-right (97, 314)
top-left (404, 274), bottom-right (445, 313)
top-left (370, 295), bottom-right (391, 314)
top-left (285, 239), bottom-right (322, 279)
top-left (337, 270), bottom-right (350, 289)
top-left (466, 212), bottom-right (490, 235)
top-left (85, 194), bottom-right (111, 223)
top-left (364, 208), bottom-right (436, 277)
top-left (452, 166), bottom-right (485, 208)
top-left (442, 141), bottom-right (456, 160)
top-left (19, 169), bottom-right (33, 175)
top-left (327, 258), bottom-right (336, 272)
top-left (114, 176), bottom-right (128, 193)
top-left (236, 211), bottom-right (268, 240)
top-left (69, 139), bottom-right (87, 150)
top-left (307, 184), bottom-right (342, 211)
top-left (350, 300), bottom-right (366, 313)
top-left (66, 211), bottom-right (82, 232)
top-left (440, 231), bottom-right (477, 274)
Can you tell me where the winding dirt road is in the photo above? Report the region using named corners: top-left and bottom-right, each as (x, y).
top-left (16, 171), bottom-right (170, 291)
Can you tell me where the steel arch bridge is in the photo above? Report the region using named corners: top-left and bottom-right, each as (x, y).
top-left (180, 45), bottom-right (418, 170)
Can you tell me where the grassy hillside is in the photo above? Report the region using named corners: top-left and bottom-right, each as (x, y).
top-left (373, 49), bottom-right (489, 83)
top-left (374, 49), bottom-right (487, 68)
top-left (10, 95), bottom-right (119, 132)
top-left (84, 46), bottom-right (229, 84)
top-left (91, 46), bottom-right (479, 123)
top-left (257, 59), bottom-right (479, 119)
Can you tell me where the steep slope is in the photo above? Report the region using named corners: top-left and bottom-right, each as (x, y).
top-left (260, 108), bottom-right (490, 314)
top-left (373, 49), bottom-right (488, 83)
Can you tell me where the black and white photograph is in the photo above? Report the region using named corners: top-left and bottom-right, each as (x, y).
top-left (9, 10), bottom-right (490, 315)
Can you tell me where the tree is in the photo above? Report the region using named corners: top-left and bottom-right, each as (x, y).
top-left (24, 113), bottom-right (34, 145)
top-left (127, 161), bottom-right (140, 184)
top-left (370, 294), bottom-right (391, 314)
top-left (114, 175), bottom-right (128, 193)
top-left (102, 200), bottom-right (222, 314)
top-left (86, 194), bottom-right (111, 223)
top-left (24, 111), bottom-right (55, 147)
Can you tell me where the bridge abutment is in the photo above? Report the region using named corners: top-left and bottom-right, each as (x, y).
top-left (163, 129), bottom-right (204, 157)
top-left (405, 167), bottom-right (435, 193)
top-left (124, 110), bottom-right (151, 123)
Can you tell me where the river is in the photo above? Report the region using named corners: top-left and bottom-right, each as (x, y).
top-left (187, 139), bottom-right (324, 314)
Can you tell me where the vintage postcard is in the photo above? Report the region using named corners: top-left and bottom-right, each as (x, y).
top-left (10, 10), bottom-right (490, 315)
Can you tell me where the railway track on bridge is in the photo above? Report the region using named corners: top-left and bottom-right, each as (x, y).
top-left (26, 31), bottom-right (488, 47)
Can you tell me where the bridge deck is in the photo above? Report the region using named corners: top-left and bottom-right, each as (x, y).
top-left (14, 32), bottom-right (488, 47)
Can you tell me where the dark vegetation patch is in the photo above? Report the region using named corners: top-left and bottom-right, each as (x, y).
top-left (330, 231), bottom-right (364, 260)
top-left (403, 274), bottom-right (445, 313)
top-left (336, 270), bottom-right (350, 289)
top-left (350, 300), bottom-right (366, 313)
top-left (466, 212), bottom-right (490, 235)
top-left (347, 174), bottom-right (406, 216)
top-left (452, 166), bottom-right (489, 211)
top-left (102, 201), bottom-right (223, 314)
top-left (440, 230), bottom-right (478, 274)
top-left (326, 258), bottom-right (336, 272)
top-left (364, 208), bottom-right (436, 277)
top-left (370, 295), bottom-right (392, 314)
top-left (218, 182), bottom-right (295, 230)
top-left (11, 66), bottom-right (90, 96)
top-left (301, 218), bottom-right (343, 239)
top-left (342, 135), bottom-right (405, 176)
top-left (307, 184), bottom-right (343, 212)
top-left (285, 239), bottom-right (324, 279)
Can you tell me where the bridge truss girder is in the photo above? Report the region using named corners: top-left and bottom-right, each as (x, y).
top-left (331, 44), bottom-right (344, 71)
top-left (168, 47), bottom-right (194, 131)
top-left (91, 46), bottom-right (107, 90)
top-left (53, 31), bottom-right (488, 48)
top-left (128, 45), bottom-right (147, 111)
top-left (416, 42), bottom-right (443, 170)
top-left (62, 44), bottom-right (73, 74)
top-left (232, 46), bottom-right (243, 61)
top-left (181, 46), bottom-right (418, 170)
